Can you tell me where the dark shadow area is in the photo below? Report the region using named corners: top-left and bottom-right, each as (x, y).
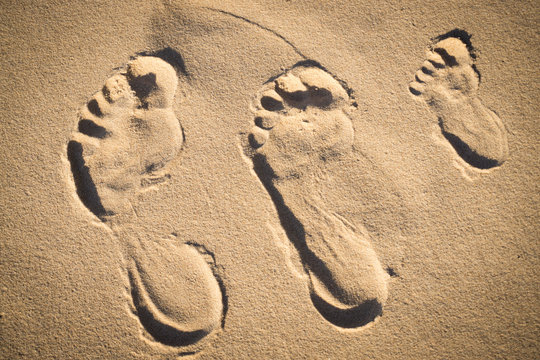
top-left (87, 99), bottom-right (103, 117)
top-left (251, 153), bottom-right (379, 328)
top-left (308, 88), bottom-right (333, 108)
top-left (433, 47), bottom-right (459, 67)
top-left (310, 292), bottom-right (382, 329)
top-left (128, 269), bottom-right (208, 347)
top-left (439, 119), bottom-right (499, 169)
top-left (427, 58), bottom-right (446, 69)
top-left (420, 65), bottom-right (434, 75)
top-left (260, 95), bottom-right (284, 111)
top-left (248, 133), bottom-right (263, 149)
top-left (127, 73), bottom-right (157, 107)
top-left (386, 266), bottom-right (399, 278)
top-left (78, 119), bottom-right (109, 139)
top-left (67, 141), bottom-right (108, 218)
top-left (434, 29), bottom-right (474, 55)
top-left (409, 86), bottom-right (421, 96)
top-left (274, 87), bottom-right (308, 108)
top-left (137, 47), bottom-right (188, 76)
top-left (292, 59), bottom-right (328, 73)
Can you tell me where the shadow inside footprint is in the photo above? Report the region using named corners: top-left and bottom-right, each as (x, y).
top-left (310, 293), bottom-right (382, 329)
top-left (67, 140), bottom-right (108, 218)
top-left (128, 73), bottom-right (157, 107)
top-left (440, 121), bottom-right (500, 170)
top-left (137, 47), bottom-right (188, 76)
top-left (252, 153), bottom-right (384, 328)
top-left (260, 95), bottom-right (285, 111)
top-left (78, 119), bottom-right (109, 139)
top-left (409, 29), bottom-right (508, 170)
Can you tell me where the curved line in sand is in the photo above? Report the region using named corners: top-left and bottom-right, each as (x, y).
top-left (203, 7), bottom-right (307, 59)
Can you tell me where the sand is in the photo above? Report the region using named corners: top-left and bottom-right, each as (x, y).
top-left (0, 0), bottom-right (538, 359)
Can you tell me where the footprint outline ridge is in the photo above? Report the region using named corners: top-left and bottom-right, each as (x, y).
top-left (247, 61), bottom-right (389, 329)
top-left (409, 29), bottom-right (509, 170)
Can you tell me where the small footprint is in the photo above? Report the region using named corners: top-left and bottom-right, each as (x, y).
top-left (66, 54), bottom-right (224, 349)
top-left (246, 62), bottom-right (388, 328)
top-left (409, 31), bottom-right (508, 169)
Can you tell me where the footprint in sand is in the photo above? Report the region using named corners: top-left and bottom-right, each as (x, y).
top-left (66, 55), bottom-right (224, 348)
top-left (246, 62), bottom-right (388, 328)
top-left (409, 32), bottom-right (508, 169)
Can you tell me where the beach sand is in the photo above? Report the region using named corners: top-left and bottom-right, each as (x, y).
top-left (0, 0), bottom-right (538, 358)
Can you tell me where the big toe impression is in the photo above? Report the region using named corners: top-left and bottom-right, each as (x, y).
top-left (432, 37), bottom-right (473, 67)
top-left (127, 56), bottom-right (178, 108)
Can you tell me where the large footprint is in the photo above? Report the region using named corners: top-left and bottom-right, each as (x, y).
top-left (247, 63), bottom-right (388, 328)
top-left (409, 33), bottom-right (508, 169)
top-left (66, 55), bottom-right (224, 349)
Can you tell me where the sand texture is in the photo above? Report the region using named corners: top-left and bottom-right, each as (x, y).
top-left (0, 0), bottom-right (538, 359)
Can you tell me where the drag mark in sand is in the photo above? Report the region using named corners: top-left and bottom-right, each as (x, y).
top-left (203, 7), bottom-right (307, 59)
